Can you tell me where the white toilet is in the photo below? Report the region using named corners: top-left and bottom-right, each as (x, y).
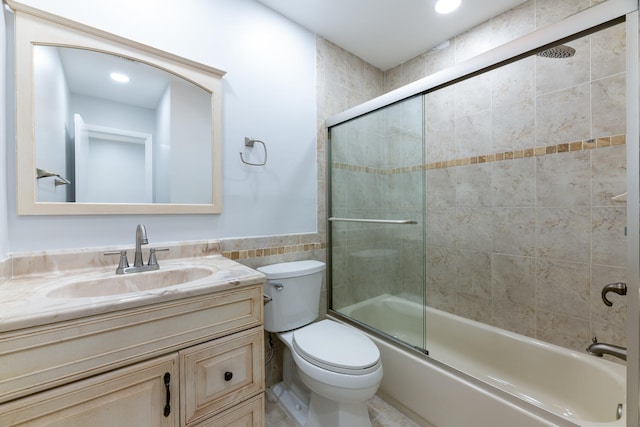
top-left (259, 260), bottom-right (383, 427)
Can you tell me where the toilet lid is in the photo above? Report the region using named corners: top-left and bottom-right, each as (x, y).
top-left (292, 320), bottom-right (381, 375)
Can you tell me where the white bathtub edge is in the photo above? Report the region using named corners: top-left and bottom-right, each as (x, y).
top-left (328, 314), bottom-right (580, 427)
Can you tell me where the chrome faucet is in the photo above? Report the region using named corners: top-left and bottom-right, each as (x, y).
top-left (133, 224), bottom-right (149, 267)
top-left (105, 224), bottom-right (169, 274)
top-left (587, 337), bottom-right (627, 361)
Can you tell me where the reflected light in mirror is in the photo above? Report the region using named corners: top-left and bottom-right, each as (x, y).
top-left (110, 72), bottom-right (130, 83)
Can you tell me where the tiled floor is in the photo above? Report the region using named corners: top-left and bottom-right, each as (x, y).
top-left (265, 389), bottom-right (420, 427)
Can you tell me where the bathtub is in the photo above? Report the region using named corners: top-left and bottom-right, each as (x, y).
top-left (337, 294), bottom-right (627, 427)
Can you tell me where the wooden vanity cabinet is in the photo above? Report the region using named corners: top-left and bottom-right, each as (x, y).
top-left (0, 284), bottom-right (265, 427)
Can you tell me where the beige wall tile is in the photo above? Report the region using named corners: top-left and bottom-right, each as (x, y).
top-left (456, 249), bottom-right (492, 299)
top-left (536, 310), bottom-right (590, 351)
top-left (492, 99), bottom-right (536, 152)
top-left (456, 163), bottom-right (493, 207)
top-left (536, 258), bottom-right (590, 319)
top-left (491, 57), bottom-right (535, 106)
top-left (426, 208), bottom-right (457, 248)
top-left (592, 73), bottom-right (626, 138)
top-left (592, 145), bottom-right (626, 206)
top-left (592, 23), bottom-right (626, 80)
top-left (537, 207), bottom-right (590, 263)
top-left (535, 0), bottom-right (590, 29)
top-left (491, 157), bottom-right (536, 207)
top-left (536, 83), bottom-right (591, 145)
top-left (426, 168), bottom-right (456, 208)
top-left (536, 151), bottom-right (590, 207)
top-left (425, 246), bottom-right (457, 312)
top-left (455, 110), bottom-right (492, 158)
top-left (426, 119), bottom-right (456, 163)
top-left (492, 254), bottom-right (536, 335)
top-left (592, 207), bottom-right (627, 267)
top-left (456, 207), bottom-right (494, 251)
top-left (492, 208), bottom-right (536, 257)
top-left (455, 73), bottom-right (492, 117)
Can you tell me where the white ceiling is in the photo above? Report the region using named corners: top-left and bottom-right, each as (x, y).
top-left (54, 46), bottom-right (174, 109)
top-left (257, 0), bottom-right (527, 71)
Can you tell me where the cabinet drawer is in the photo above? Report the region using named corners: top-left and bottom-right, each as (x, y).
top-left (194, 394), bottom-right (263, 427)
top-left (181, 327), bottom-right (264, 426)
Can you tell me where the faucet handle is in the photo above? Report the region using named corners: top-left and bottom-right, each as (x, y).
top-left (148, 247), bottom-right (170, 267)
top-left (105, 250), bottom-right (130, 273)
top-left (601, 282), bottom-right (627, 307)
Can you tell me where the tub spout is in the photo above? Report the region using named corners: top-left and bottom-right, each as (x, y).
top-left (586, 338), bottom-right (626, 361)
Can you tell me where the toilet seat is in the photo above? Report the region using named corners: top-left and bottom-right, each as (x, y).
top-left (292, 320), bottom-right (381, 375)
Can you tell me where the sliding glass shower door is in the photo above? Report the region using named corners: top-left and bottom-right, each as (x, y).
top-left (328, 95), bottom-right (426, 351)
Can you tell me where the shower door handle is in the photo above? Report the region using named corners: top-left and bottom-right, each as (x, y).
top-left (328, 217), bottom-right (417, 225)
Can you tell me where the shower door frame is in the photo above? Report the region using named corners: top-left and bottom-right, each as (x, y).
top-left (326, 0), bottom-right (640, 425)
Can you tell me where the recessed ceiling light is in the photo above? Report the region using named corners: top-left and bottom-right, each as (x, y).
top-left (110, 72), bottom-right (130, 83)
top-left (435, 0), bottom-right (461, 14)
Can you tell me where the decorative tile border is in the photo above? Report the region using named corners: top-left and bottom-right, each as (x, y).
top-left (333, 134), bottom-right (626, 174)
top-left (222, 242), bottom-right (326, 261)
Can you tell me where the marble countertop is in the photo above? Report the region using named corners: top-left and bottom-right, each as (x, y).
top-left (0, 242), bottom-right (266, 333)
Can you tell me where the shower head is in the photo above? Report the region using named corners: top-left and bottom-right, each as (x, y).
top-left (536, 45), bottom-right (576, 59)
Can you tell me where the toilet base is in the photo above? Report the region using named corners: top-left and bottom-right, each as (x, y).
top-left (271, 381), bottom-right (309, 427)
top-left (271, 381), bottom-right (373, 427)
top-left (305, 392), bottom-right (372, 427)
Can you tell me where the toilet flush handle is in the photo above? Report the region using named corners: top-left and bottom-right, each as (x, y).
top-left (263, 283), bottom-right (283, 305)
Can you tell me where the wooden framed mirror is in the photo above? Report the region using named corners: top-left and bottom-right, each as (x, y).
top-left (9, 0), bottom-right (225, 214)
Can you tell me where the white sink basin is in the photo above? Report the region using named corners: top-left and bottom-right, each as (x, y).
top-left (46, 267), bottom-right (215, 298)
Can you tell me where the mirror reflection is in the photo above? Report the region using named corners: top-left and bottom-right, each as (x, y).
top-left (34, 46), bottom-right (213, 205)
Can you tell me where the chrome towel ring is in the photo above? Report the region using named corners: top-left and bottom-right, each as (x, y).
top-left (240, 137), bottom-right (267, 166)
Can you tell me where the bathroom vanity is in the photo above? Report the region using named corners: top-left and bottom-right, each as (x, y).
top-left (0, 241), bottom-right (265, 426)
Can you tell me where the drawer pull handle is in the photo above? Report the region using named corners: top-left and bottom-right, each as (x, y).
top-left (224, 371), bottom-right (233, 382)
top-left (163, 372), bottom-right (171, 417)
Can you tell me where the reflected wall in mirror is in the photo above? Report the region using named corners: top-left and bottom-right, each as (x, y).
top-left (11, 1), bottom-right (225, 214)
top-left (34, 46), bottom-right (212, 205)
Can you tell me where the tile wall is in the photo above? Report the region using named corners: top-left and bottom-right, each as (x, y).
top-left (423, 8), bottom-right (627, 353)
top-left (328, 1), bottom-right (627, 355)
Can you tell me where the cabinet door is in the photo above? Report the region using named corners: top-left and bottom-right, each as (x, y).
top-left (194, 394), bottom-right (263, 427)
top-left (181, 327), bottom-right (264, 426)
top-left (0, 353), bottom-right (179, 427)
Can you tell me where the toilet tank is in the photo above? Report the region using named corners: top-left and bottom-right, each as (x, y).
top-left (258, 260), bottom-right (325, 332)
